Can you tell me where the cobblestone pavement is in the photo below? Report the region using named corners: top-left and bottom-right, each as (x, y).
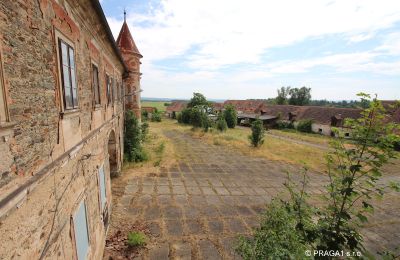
top-left (110, 130), bottom-right (399, 259)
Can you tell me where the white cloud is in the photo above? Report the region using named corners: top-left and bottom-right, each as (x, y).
top-left (105, 0), bottom-right (400, 100)
top-left (108, 0), bottom-right (400, 69)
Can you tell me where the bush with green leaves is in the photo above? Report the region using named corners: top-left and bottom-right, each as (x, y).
top-left (237, 93), bottom-right (400, 258)
top-left (141, 110), bottom-right (149, 121)
top-left (236, 199), bottom-right (309, 259)
top-left (141, 122), bottom-right (149, 141)
top-left (127, 231), bottom-right (147, 247)
top-left (190, 108), bottom-right (208, 128)
top-left (249, 119), bottom-right (265, 147)
top-left (276, 120), bottom-right (294, 129)
top-left (179, 108), bottom-right (193, 124)
top-left (296, 119), bottom-right (313, 133)
top-left (223, 104), bottom-right (237, 128)
top-left (216, 116), bottom-right (228, 132)
top-left (124, 111), bottom-right (148, 163)
top-left (151, 112), bottom-right (162, 122)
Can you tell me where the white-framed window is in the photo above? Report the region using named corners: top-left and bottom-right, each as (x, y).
top-left (98, 165), bottom-right (107, 211)
top-left (73, 200), bottom-right (90, 260)
top-left (56, 34), bottom-right (78, 110)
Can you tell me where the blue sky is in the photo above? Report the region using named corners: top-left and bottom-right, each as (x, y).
top-left (101, 0), bottom-right (400, 100)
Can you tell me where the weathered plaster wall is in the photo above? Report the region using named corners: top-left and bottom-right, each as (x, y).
top-left (0, 0), bottom-right (125, 259)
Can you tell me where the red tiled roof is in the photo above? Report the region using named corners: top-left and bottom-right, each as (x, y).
top-left (166, 101), bottom-right (188, 112)
top-left (224, 100), bottom-right (266, 113)
top-left (212, 102), bottom-right (224, 111)
top-left (262, 105), bottom-right (362, 125)
top-left (116, 21), bottom-right (142, 57)
top-left (141, 106), bottom-right (157, 113)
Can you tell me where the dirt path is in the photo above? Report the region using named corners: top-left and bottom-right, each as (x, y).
top-left (104, 130), bottom-right (400, 259)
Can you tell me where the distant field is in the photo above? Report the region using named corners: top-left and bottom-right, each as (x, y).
top-left (141, 101), bottom-right (171, 112)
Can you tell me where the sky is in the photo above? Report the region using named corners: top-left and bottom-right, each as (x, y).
top-left (101, 0), bottom-right (400, 101)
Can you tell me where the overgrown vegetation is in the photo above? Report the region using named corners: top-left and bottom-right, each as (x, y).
top-left (249, 119), bottom-right (265, 147)
top-left (275, 120), bottom-right (294, 129)
top-left (237, 94), bottom-right (400, 259)
top-left (177, 93), bottom-right (211, 132)
top-left (223, 104), bottom-right (237, 128)
top-left (124, 111), bottom-right (148, 163)
top-left (216, 115), bottom-right (228, 132)
top-left (296, 119), bottom-right (313, 133)
top-left (127, 231), bottom-right (147, 247)
top-left (151, 111), bottom-right (162, 122)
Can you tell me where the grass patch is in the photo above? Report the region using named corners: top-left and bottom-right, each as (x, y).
top-left (141, 101), bottom-right (170, 112)
top-left (189, 126), bottom-right (327, 171)
top-left (269, 129), bottom-right (331, 145)
top-left (127, 231), bottom-right (147, 247)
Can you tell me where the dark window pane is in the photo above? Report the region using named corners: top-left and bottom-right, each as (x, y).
top-left (92, 65), bottom-right (100, 105)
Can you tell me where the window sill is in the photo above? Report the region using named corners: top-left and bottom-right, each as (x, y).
top-left (60, 109), bottom-right (80, 119)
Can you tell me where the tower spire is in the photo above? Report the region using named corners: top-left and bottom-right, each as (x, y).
top-left (124, 8), bottom-right (126, 22)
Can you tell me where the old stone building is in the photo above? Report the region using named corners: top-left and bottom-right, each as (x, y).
top-left (0, 0), bottom-right (141, 259)
top-left (116, 15), bottom-right (143, 118)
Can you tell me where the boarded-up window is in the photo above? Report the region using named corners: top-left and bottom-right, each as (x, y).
top-left (98, 166), bottom-right (106, 211)
top-left (59, 39), bottom-right (78, 109)
top-left (92, 64), bottom-right (100, 105)
top-left (73, 201), bottom-right (90, 260)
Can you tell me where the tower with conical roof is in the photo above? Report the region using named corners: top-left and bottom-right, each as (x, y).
top-left (116, 11), bottom-right (143, 119)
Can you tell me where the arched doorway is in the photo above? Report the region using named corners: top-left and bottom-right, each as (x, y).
top-left (108, 130), bottom-right (119, 178)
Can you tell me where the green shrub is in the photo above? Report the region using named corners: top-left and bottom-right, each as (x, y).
top-left (124, 111), bottom-right (147, 163)
top-left (223, 105), bottom-right (237, 128)
top-left (141, 122), bottom-right (149, 141)
top-left (190, 108), bottom-right (208, 128)
top-left (179, 108), bottom-right (193, 124)
top-left (141, 110), bottom-right (149, 120)
top-left (296, 119), bottom-right (313, 133)
top-left (216, 116), bottom-right (228, 132)
top-left (276, 120), bottom-right (294, 129)
top-left (249, 119), bottom-right (265, 147)
top-left (236, 199), bottom-right (308, 259)
top-left (151, 112), bottom-right (162, 122)
top-left (127, 231), bottom-right (147, 247)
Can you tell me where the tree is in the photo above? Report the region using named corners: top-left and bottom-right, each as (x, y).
top-left (187, 92), bottom-right (210, 109)
top-left (249, 119), bottom-right (265, 147)
top-left (223, 104), bottom-right (237, 128)
top-left (276, 86), bottom-right (291, 105)
top-left (289, 87), bottom-right (311, 106)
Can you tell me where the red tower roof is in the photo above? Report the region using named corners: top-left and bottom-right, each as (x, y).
top-left (116, 21), bottom-right (142, 57)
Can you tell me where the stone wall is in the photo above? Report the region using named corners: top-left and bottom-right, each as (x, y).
top-left (0, 0), bottom-right (125, 259)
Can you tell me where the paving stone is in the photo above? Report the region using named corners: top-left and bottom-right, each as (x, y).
top-left (235, 205), bottom-right (255, 216)
top-left (186, 186), bottom-right (202, 195)
top-left (171, 241), bottom-right (192, 260)
top-left (149, 243), bottom-right (170, 260)
top-left (171, 185), bottom-right (186, 195)
top-left (183, 206), bottom-right (201, 219)
top-left (226, 218), bottom-right (248, 233)
top-left (185, 219), bottom-right (204, 235)
top-left (144, 205), bottom-right (162, 220)
top-left (198, 240), bottom-right (222, 260)
top-left (148, 221), bottom-right (162, 237)
top-left (158, 194), bottom-right (174, 204)
top-left (163, 206), bottom-right (183, 219)
top-left (201, 186), bottom-right (216, 195)
top-left (142, 185), bottom-right (155, 194)
top-left (227, 187), bottom-right (243, 195)
top-left (208, 219), bottom-right (224, 234)
top-left (124, 184), bottom-right (139, 194)
top-left (205, 195), bottom-right (223, 205)
top-left (166, 220), bottom-right (184, 237)
top-left (214, 187), bottom-right (230, 195)
top-left (201, 205), bottom-right (220, 218)
top-left (158, 185), bottom-right (171, 194)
